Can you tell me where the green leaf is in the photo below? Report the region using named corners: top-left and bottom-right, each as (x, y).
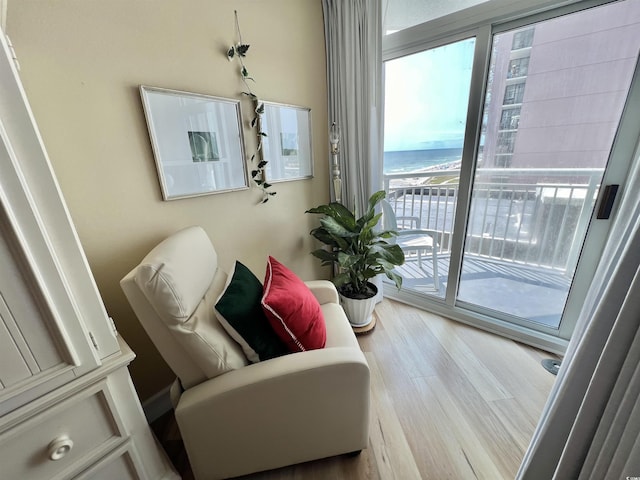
top-left (236, 43), bottom-right (250, 56)
top-left (241, 91), bottom-right (257, 100)
top-left (251, 170), bottom-right (259, 178)
top-left (254, 179), bottom-right (263, 185)
top-left (385, 270), bottom-right (403, 290)
top-left (263, 183), bottom-right (272, 189)
top-left (376, 258), bottom-right (395, 270)
top-left (373, 243), bottom-right (405, 265)
top-left (365, 266), bottom-right (380, 276)
top-left (378, 230), bottom-right (398, 239)
top-left (311, 248), bottom-right (337, 263)
top-left (257, 160), bottom-right (268, 168)
top-left (332, 272), bottom-right (351, 288)
top-left (250, 154), bottom-right (256, 162)
top-left (250, 117), bottom-right (258, 128)
top-left (337, 252), bottom-right (359, 269)
top-left (332, 235), bottom-right (351, 252)
top-left (310, 227), bottom-right (339, 247)
top-left (227, 46), bottom-right (235, 60)
top-left (368, 190), bottom-right (386, 212)
top-left (255, 103), bottom-right (265, 115)
top-left (306, 204), bottom-right (338, 215)
top-left (315, 230), bottom-right (350, 252)
top-left (269, 191), bottom-right (277, 196)
top-left (363, 212), bottom-right (382, 232)
top-left (241, 67), bottom-right (255, 81)
top-left (306, 203), bottom-right (356, 231)
top-left (259, 132), bottom-right (268, 137)
top-left (320, 217), bottom-right (359, 239)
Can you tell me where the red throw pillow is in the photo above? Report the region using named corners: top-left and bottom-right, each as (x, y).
top-left (261, 256), bottom-right (326, 352)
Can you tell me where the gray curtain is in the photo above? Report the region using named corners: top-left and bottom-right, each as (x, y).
top-left (518, 136), bottom-right (640, 477)
top-left (322, 0), bottom-right (383, 214)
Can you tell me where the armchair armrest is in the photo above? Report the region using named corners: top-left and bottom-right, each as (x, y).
top-left (175, 347), bottom-right (370, 479)
top-left (177, 346), bottom-right (367, 406)
top-left (305, 279), bottom-right (339, 304)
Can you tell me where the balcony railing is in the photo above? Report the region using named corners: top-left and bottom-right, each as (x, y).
top-left (384, 168), bottom-right (602, 274)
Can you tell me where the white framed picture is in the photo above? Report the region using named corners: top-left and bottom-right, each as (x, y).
top-left (140, 86), bottom-right (248, 200)
top-left (260, 102), bottom-right (313, 182)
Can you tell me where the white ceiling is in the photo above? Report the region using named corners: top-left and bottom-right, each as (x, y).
top-left (382, 0), bottom-right (490, 34)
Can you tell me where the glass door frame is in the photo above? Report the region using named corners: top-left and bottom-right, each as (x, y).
top-left (382, 0), bottom-right (640, 354)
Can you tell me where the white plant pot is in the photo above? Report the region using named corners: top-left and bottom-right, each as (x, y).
top-left (339, 283), bottom-right (378, 327)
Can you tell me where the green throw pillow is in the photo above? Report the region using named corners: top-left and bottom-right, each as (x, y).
top-left (215, 261), bottom-right (288, 362)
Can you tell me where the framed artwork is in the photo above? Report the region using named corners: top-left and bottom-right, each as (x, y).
top-left (260, 102), bottom-right (313, 182)
top-left (140, 86), bottom-right (248, 200)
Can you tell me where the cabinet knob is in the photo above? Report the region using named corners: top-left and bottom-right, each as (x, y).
top-left (47, 435), bottom-right (74, 461)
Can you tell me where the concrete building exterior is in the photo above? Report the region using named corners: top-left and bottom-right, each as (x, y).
top-left (482, 0), bottom-right (640, 172)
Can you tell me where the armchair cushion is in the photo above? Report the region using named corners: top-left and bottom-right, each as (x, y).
top-left (134, 229), bottom-right (217, 324)
top-left (215, 261), bottom-right (288, 363)
top-left (261, 256), bottom-right (326, 352)
top-left (132, 226), bottom-right (247, 383)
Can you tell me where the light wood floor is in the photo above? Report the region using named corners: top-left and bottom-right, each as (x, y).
top-left (153, 299), bottom-right (558, 479)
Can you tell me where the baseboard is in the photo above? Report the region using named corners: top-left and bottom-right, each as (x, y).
top-left (142, 384), bottom-right (173, 423)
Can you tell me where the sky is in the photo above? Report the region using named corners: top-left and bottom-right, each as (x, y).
top-left (384, 38), bottom-right (476, 152)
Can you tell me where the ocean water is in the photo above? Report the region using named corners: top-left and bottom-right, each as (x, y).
top-left (383, 148), bottom-right (463, 174)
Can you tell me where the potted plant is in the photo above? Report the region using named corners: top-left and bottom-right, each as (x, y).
top-left (306, 190), bottom-right (405, 327)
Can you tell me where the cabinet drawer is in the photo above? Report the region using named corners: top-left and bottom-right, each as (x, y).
top-left (0, 381), bottom-right (127, 480)
top-left (73, 441), bottom-right (143, 480)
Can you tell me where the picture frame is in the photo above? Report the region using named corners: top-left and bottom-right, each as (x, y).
top-left (139, 86), bottom-right (248, 200)
top-left (260, 101), bottom-right (313, 182)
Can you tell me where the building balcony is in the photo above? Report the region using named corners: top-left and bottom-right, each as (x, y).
top-left (383, 167), bottom-right (603, 327)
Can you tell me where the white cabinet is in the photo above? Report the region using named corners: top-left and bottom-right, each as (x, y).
top-left (0, 29), bottom-right (178, 480)
top-left (0, 223), bottom-right (101, 417)
top-left (1, 340), bottom-right (177, 480)
top-left (1, 377), bottom-right (130, 480)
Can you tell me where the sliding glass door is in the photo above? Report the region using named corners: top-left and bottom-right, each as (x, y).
top-left (382, 0), bottom-right (640, 348)
top-left (384, 37), bottom-right (475, 295)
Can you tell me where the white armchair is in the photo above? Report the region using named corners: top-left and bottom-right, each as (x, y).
top-left (120, 226), bottom-right (370, 480)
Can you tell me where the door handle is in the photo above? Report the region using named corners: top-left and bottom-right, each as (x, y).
top-left (597, 184), bottom-right (619, 219)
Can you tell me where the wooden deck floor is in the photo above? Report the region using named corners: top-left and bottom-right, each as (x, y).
top-left (152, 299), bottom-right (558, 479)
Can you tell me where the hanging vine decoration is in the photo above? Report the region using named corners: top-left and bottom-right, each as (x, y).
top-left (227, 10), bottom-right (275, 203)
